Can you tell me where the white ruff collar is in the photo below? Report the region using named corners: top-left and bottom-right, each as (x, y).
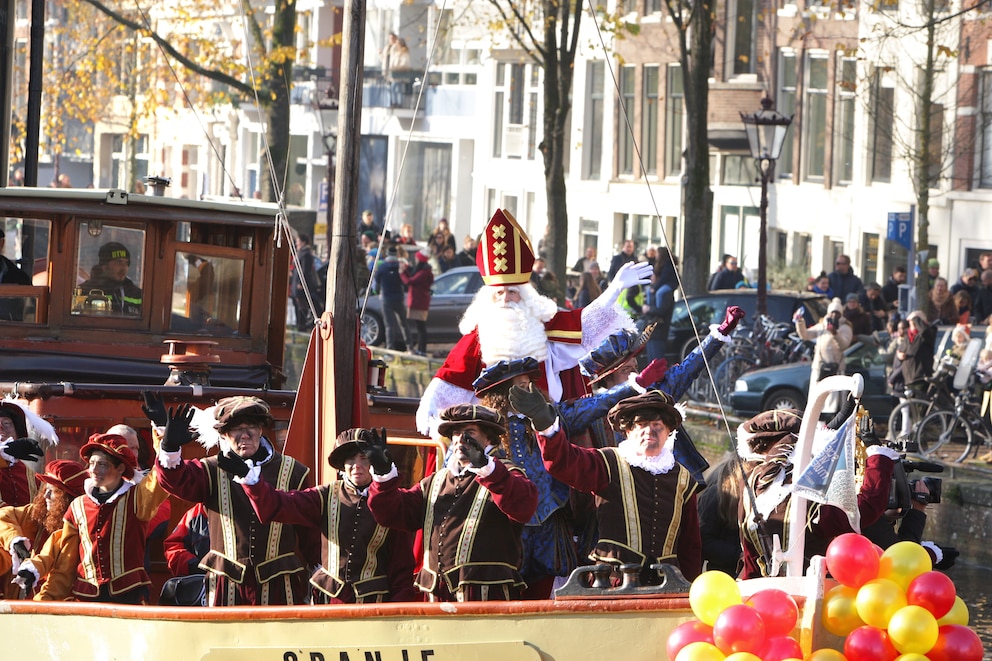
top-left (617, 428), bottom-right (677, 475)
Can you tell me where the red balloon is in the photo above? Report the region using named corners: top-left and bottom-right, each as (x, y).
top-left (826, 533), bottom-right (880, 588)
top-left (761, 635), bottom-right (803, 661)
top-left (713, 604), bottom-right (767, 655)
top-left (906, 571), bottom-right (956, 619)
top-left (667, 620), bottom-right (715, 661)
top-left (745, 589), bottom-right (800, 637)
top-left (926, 625), bottom-right (985, 661)
top-left (844, 625), bottom-right (898, 661)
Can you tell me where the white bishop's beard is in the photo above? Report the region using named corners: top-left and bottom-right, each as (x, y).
top-left (459, 284), bottom-right (558, 366)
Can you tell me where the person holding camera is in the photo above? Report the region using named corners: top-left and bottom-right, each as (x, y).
top-left (861, 469), bottom-right (958, 570)
top-left (795, 298), bottom-right (853, 385)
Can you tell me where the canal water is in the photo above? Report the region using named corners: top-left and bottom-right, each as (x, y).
top-left (945, 561), bottom-right (992, 659)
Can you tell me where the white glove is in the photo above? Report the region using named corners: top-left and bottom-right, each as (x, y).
top-left (611, 261), bottom-right (653, 290)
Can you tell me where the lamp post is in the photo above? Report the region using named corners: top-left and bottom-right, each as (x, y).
top-left (740, 97), bottom-right (792, 316)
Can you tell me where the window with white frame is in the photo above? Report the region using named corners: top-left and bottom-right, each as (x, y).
top-left (583, 61), bottom-right (605, 180)
top-left (618, 65), bottom-right (635, 176)
top-left (834, 56), bottom-right (856, 184)
top-left (870, 67), bottom-right (895, 183)
top-left (108, 133), bottom-right (150, 189)
top-left (978, 67), bottom-right (992, 188)
top-left (664, 64), bottom-right (684, 177)
top-left (642, 65), bottom-right (659, 176)
top-left (492, 62), bottom-right (530, 160)
top-left (777, 51), bottom-right (797, 179)
top-left (803, 52), bottom-right (828, 181)
top-left (727, 0), bottom-right (756, 77)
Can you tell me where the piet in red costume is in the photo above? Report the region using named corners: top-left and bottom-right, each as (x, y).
top-left (416, 209), bottom-right (652, 436)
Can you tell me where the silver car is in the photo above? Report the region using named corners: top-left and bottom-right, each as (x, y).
top-left (359, 265), bottom-right (483, 347)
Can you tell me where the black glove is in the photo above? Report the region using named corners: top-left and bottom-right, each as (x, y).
top-left (11, 540), bottom-right (30, 563)
top-left (16, 568), bottom-right (35, 592)
top-left (141, 391), bottom-right (168, 427)
top-left (216, 450), bottom-right (250, 478)
top-left (2, 438), bottom-right (43, 462)
top-left (161, 403), bottom-right (198, 454)
top-left (508, 384), bottom-right (557, 431)
top-left (857, 411), bottom-right (881, 447)
top-left (362, 427), bottom-right (393, 475)
top-left (935, 545), bottom-right (959, 570)
top-left (825, 395), bottom-right (857, 430)
top-left (458, 433), bottom-right (489, 468)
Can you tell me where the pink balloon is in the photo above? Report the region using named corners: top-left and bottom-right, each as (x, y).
top-left (844, 625), bottom-right (899, 661)
top-left (826, 533), bottom-right (880, 588)
top-left (761, 635), bottom-right (803, 661)
top-left (926, 625), bottom-right (985, 661)
top-left (745, 589), bottom-right (799, 637)
top-left (667, 620), bottom-right (715, 661)
top-left (713, 604), bottom-right (767, 655)
top-left (906, 571), bottom-right (956, 619)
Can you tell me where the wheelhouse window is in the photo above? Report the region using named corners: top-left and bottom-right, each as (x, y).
top-left (72, 223), bottom-right (145, 318)
top-left (170, 252), bottom-right (245, 334)
top-left (0, 216), bottom-right (50, 323)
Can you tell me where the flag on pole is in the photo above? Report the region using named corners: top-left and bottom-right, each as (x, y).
top-left (794, 416), bottom-right (860, 532)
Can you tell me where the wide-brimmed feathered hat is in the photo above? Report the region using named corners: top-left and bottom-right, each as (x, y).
top-left (436, 404), bottom-right (506, 440)
top-left (35, 460), bottom-right (88, 498)
top-left (0, 402), bottom-right (28, 438)
top-left (80, 433), bottom-right (138, 480)
top-left (472, 357), bottom-right (542, 394)
top-left (580, 324), bottom-right (656, 386)
top-left (607, 389), bottom-right (682, 432)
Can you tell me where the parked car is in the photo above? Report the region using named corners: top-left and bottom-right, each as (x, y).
top-left (359, 266), bottom-right (483, 347)
top-left (665, 289), bottom-right (829, 364)
top-left (729, 340), bottom-right (898, 418)
top-left (728, 324), bottom-right (989, 419)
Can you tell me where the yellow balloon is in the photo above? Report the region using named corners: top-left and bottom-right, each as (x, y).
top-left (855, 578), bottom-right (907, 629)
top-left (878, 542), bottom-right (932, 590)
top-left (936, 595), bottom-right (970, 626)
top-left (887, 605), bottom-right (939, 654)
top-left (689, 571), bottom-right (742, 626)
top-left (822, 584), bottom-right (865, 637)
top-left (895, 655), bottom-right (930, 661)
top-left (675, 641), bottom-right (727, 661)
top-left (725, 653), bottom-right (762, 661)
top-left (805, 648), bottom-right (848, 661)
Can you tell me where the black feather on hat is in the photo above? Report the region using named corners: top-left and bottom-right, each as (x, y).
top-left (580, 324), bottom-right (656, 385)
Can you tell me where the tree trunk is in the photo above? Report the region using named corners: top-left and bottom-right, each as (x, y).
top-left (680, 1), bottom-right (714, 295)
top-left (914, 3), bottom-right (935, 308)
top-left (260, 1), bottom-right (297, 203)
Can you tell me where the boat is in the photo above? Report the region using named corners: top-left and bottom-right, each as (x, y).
top-left (0, 185), bottom-right (850, 653)
top-left (0, 5), bottom-right (860, 659)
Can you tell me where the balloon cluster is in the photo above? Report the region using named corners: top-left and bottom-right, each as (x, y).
top-left (821, 533), bottom-right (983, 661)
top-left (668, 571), bottom-right (804, 661)
top-left (668, 536), bottom-right (984, 661)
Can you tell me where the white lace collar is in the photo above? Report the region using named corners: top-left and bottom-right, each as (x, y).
top-left (616, 428), bottom-right (678, 475)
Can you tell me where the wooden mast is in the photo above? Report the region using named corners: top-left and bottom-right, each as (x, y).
top-left (325, 0), bottom-right (365, 435)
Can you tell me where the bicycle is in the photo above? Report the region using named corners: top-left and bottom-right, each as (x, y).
top-left (914, 378), bottom-right (992, 463)
top-left (886, 353), bottom-right (960, 443)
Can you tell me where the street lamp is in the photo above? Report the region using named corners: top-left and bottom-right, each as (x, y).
top-left (740, 97), bottom-right (792, 316)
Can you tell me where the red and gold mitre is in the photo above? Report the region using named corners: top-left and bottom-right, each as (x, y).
top-left (476, 209), bottom-right (535, 286)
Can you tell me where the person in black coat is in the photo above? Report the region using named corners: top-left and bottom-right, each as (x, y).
top-left (0, 233), bottom-right (31, 321)
top-left (710, 255), bottom-right (744, 291)
top-left (607, 240), bottom-right (637, 281)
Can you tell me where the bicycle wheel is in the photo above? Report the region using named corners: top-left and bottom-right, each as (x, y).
top-left (916, 410), bottom-right (972, 462)
top-left (715, 356), bottom-right (752, 405)
top-left (887, 399), bottom-right (935, 450)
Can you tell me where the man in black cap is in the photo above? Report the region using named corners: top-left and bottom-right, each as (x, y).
top-left (217, 427), bottom-right (417, 603)
top-left (153, 396), bottom-right (318, 606)
top-left (510, 386), bottom-right (702, 584)
top-left (366, 404), bottom-right (538, 602)
top-left (78, 241), bottom-right (143, 316)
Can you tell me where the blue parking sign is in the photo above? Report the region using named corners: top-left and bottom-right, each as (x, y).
top-left (886, 212), bottom-right (912, 250)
